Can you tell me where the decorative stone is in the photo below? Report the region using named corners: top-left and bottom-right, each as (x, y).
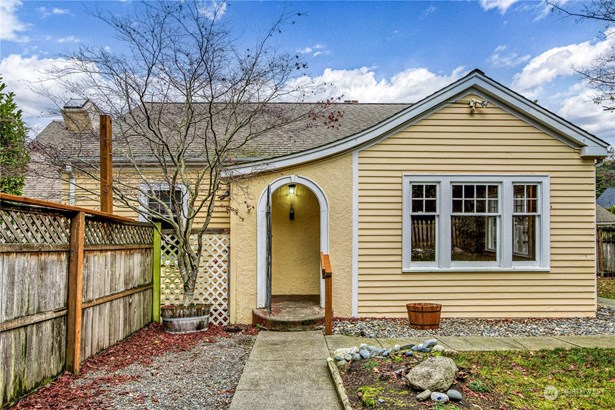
top-left (447, 389), bottom-right (462, 401)
top-left (416, 390), bottom-right (431, 401)
top-left (400, 344), bottom-right (415, 350)
top-left (377, 398), bottom-right (385, 404)
top-left (360, 349), bottom-right (371, 359)
top-left (423, 338), bottom-right (438, 348)
top-left (412, 345), bottom-right (430, 353)
top-left (337, 359), bottom-right (348, 367)
top-left (350, 346), bottom-right (359, 354)
top-left (404, 357), bottom-right (458, 392)
top-left (359, 343), bottom-right (368, 350)
top-left (334, 348), bottom-right (352, 357)
top-left (432, 345), bottom-right (445, 353)
top-left (393, 344), bottom-right (401, 352)
top-left (352, 354), bottom-right (361, 361)
top-left (344, 353), bottom-right (353, 362)
top-left (405, 351), bottom-right (414, 357)
top-left (334, 354), bottom-right (343, 361)
top-left (431, 392), bottom-right (449, 403)
top-left (381, 350), bottom-right (389, 357)
top-left (372, 348), bottom-right (385, 356)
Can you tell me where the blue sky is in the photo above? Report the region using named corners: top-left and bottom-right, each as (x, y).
top-left (1, 0), bottom-right (614, 143)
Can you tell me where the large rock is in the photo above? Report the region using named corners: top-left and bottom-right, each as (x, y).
top-left (404, 357), bottom-right (458, 392)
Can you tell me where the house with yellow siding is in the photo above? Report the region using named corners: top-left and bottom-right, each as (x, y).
top-left (30, 69), bottom-right (609, 324)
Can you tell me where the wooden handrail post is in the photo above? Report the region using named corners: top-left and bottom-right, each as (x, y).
top-left (152, 223), bottom-right (162, 323)
top-left (100, 114), bottom-right (113, 213)
top-left (66, 211), bottom-right (85, 373)
top-left (320, 252), bottom-right (333, 335)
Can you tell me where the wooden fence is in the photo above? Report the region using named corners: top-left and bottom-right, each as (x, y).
top-left (597, 225), bottom-right (615, 277)
top-left (0, 194), bottom-right (154, 408)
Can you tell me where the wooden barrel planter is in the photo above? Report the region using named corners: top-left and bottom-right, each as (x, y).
top-left (406, 303), bottom-right (442, 329)
top-left (161, 304), bottom-right (211, 333)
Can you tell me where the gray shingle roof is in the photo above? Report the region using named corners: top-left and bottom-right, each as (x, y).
top-left (32, 102), bottom-right (410, 165)
top-left (597, 204), bottom-right (615, 224)
top-left (598, 188), bottom-right (615, 208)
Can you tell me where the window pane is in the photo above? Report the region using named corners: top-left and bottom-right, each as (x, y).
top-left (476, 199), bottom-right (486, 213)
top-left (476, 185), bottom-right (486, 198)
top-left (464, 199), bottom-right (475, 213)
top-left (514, 199), bottom-right (524, 213)
top-left (425, 184), bottom-right (437, 199)
top-left (464, 185), bottom-right (475, 198)
top-left (425, 199), bottom-right (437, 213)
top-left (527, 199), bottom-right (537, 213)
top-left (411, 215), bottom-right (436, 262)
top-left (488, 200), bottom-right (498, 213)
top-left (412, 199), bottom-right (424, 213)
top-left (453, 199), bottom-right (462, 213)
top-left (412, 185), bottom-right (423, 198)
top-left (488, 185), bottom-right (498, 199)
top-left (513, 185), bottom-right (524, 198)
top-left (451, 216), bottom-right (497, 262)
top-left (526, 185), bottom-right (538, 199)
top-left (452, 185), bottom-right (463, 198)
top-left (513, 216), bottom-right (537, 261)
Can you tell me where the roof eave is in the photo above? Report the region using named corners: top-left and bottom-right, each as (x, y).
top-left (223, 71), bottom-right (610, 177)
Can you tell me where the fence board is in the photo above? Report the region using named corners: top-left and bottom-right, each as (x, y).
top-left (597, 225), bottom-right (615, 277)
top-left (1, 198), bottom-right (154, 407)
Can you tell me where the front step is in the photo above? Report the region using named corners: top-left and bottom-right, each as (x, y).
top-left (252, 295), bottom-right (325, 331)
top-left (252, 308), bottom-right (324, 331)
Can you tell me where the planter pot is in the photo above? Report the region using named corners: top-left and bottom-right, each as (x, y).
top-left (161, 304), bottom-right (211, 334)
top-left (406, 302), bottom-right (442, 329)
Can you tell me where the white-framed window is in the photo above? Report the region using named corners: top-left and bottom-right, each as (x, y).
top-left (138, 183), bottom-right (188, 230)
top-left (402, 175), bottom-right (550, 272)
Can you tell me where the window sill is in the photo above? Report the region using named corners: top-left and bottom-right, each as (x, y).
top-left (402, 266), bottom-right (550, 273)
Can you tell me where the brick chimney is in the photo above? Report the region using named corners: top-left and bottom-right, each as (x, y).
top-left (61, 99), bottom-right (100, 132)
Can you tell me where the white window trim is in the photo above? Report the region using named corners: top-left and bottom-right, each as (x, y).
top-left (138, 183), bottom-right (189, 223)
top-left (402, 175), bottom-right (550, 272)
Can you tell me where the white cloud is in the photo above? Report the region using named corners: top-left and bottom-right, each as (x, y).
top-left (36, 6), bottom-right (70, 18)
top-left (422, 5), bottom-right (437, 17)
top-left (285, 66), bottom-right (466, 103)
top-left (1, 0), bottom-right (28, 42)
top-left (488, 45), bottom-right (531, 68)
top-left (199, 0), bottom-right (227, 21)
top-left (297, 43), bottom-right (330, 58)
top-left (511, 34), bottom-right (614, 98)
top-left (0, 54), bottom-right (89, 134)
top-left (557, 82), bottom-right (615, 143)
top-left (479, 0), bottom-right (519, 14)
top-left (56, 36), bottom-right (80, 44)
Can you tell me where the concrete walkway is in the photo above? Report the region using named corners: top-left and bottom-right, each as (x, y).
top-left (325, 334), bottom-right (615, 353)
top-left (230, 331), bottom-right (342, 410)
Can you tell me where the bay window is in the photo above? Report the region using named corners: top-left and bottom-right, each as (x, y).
top-left (402, 175), bottom-right (549, 271)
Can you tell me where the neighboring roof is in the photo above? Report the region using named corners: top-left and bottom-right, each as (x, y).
top-left (226, 69), bottom-right (610, 176)
top-left (598, 188), bottom-right (615, 208)
top-left (64, 98), bottom-right (89, 109)
top-left (597, 204), bottom-right (615, 224)
top-left (32, 102), bottom-right (410, 164)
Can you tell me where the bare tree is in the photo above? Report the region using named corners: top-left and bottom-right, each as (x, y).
top-left (31, 0), bottom-right (339, 304)
top-left (549, 0), bottom-right (615, 111)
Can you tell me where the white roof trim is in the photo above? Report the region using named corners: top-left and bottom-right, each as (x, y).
top-left (223, 70), bottom-right (609, 177)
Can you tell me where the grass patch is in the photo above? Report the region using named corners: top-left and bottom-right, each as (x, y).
top-left (341, 348), bottom-right (614, 409)
top-left (598, 277), bottom-right (615, 299)
top-left (455, 348), bottom-right (615, 409)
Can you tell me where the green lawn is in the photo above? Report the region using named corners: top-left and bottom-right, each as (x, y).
top-left (598, 277), bottom-right (615, 299)
top-left (454, 348), bottom-right (615, 409)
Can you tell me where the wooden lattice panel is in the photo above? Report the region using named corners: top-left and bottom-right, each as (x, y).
top-left (84, 219), bottom-right (152, 245)
top-left (0, 208), bottom-right (70, 244)
top-left (160, 233), bottom-right (230, 325)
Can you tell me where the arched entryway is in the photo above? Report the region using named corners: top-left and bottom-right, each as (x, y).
top-left (256, 175), bottom-right (329, 309)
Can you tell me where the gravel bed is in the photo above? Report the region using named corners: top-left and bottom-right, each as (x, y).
top-left (334, 304), bottom-right (615, 338)
top-left (82, 334), bottom-right (255, 409)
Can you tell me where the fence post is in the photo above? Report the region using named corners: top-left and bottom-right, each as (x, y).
top-left (152, 223), bottom-right (161, 323)
top-left (66, 211), bottom-right (85, 373)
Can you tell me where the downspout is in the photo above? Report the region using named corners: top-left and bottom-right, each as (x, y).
top-left (66, 164), bottom-right (75, 206)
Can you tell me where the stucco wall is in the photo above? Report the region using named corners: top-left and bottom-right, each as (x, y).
top-left (229, 154), bottom-right (353, 324)
top-left (271, 185), bottom-right (320, 295)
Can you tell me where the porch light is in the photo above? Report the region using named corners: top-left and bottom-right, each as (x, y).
top-left (288, 184), bottom-right (296, 195)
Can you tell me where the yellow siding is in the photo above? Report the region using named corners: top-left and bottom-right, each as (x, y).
top-left (358, 97), bottom-right (597, 318)
top-left (67, 169), bottom-right (230, 229)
